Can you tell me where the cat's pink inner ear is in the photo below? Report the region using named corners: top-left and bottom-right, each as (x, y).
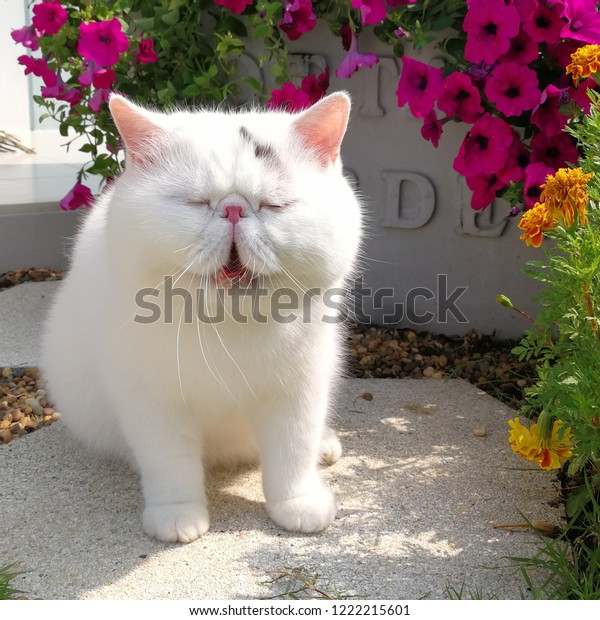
top-left (109, 95), bottom-right (165, 166)
top-left (292, 92), bottom-right (351, 167)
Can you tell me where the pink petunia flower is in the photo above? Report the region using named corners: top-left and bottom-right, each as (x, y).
top-left (279, 0), bottom-right (316, 41)
top-left (300, 67), bottom-right (329, 104)
top-left (571, 77), bottom-right (597, 114)
top-left (420, 111), bottom-right (442, 148)
top-left (437, 72), bottom-right (483, 123)
top-left (267, 82), bottom-right (311, 112)
top-left (351, 0), bottom-right (387, 26)
top-left (396, 56), bottom-right (444, 119)
top-left (561, 0), bottom-right (600, 44)
top-left (42, 81), bottom-right (84, 106)
top-left (60, 182), bottom-right (94, 211)
top-left (78, 18), bottom-right (129, 67)
top-left (11, 25), bottom-right (40, 51)
top-left (136, 39), bottom-right (158, 64)
top-left (531, 85), bottom-right (570, 135)
top-left (498, 133), bottom-right (530, 184)
top-left (499, 28), bottom-right (539, 64)
top-left (453, 114), bottom-right (514, 177)
top-left (466, 173), bottom-right (505, 210)
top-left (32, 1), bottom-right (68, 36)
top-left (89, 88), bottom-right (111, 113)
top-left (463, 0), bottom-right (520, 64)
top-left (484, 62), bottom-right (540, 117)
top-left (93, 68), bottom-right (116, 89)
top-left (213, 0), bottom-right (253, 13)
top-left (524, 161), bottom-right (555, 208)
top-left (531, 132), bottom-right (580, 170)
top-left (336, 29), bottom-right (379, 79)
top-left (547, 39), bottom-right (584, 69)
top-left (522, 1), bottom-right (564, 44)
top-left (18, 54), bottom-right (57, 87)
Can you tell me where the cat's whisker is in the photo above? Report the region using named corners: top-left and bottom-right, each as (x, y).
top-left (174, 240), bottom-right (199, 254)
top-left (194, 271), bottom-right (235, 400)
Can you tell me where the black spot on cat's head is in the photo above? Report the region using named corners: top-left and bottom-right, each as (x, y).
top-left (239, 126), bottom-right (277, 162)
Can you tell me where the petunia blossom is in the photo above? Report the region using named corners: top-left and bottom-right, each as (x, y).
top-left (437, 72), bottom-right (483, 123)
top-left (351, 0), bottom-right (387, 26)
top-left (499, 28), bottom-right (539, 64)
top-left (267, 82), bottom-right (311, 112)
top-left (300, 67), bottom-right (329, 105)
top-left (279, 0), bottom-right (316, 41)
top-left (32, 1), bottom-right (68, 36)
top-left (466, 173), bottom-right (505, 210)
top-left (136, 39), bottom-right (158, 64)
top-left (453, 114), bottom-right (514, 177)
top-left (89, 88), bottom-right (111, 113)
top-left (396, 56), bottom-right (443, 118)
top-left (213, 0), bottom-right (253, 13)
top-left (484, 62), bottom-right (540, 117)
top-left (524, 161), bottom-right (555, 208)
top-left (336, 29), bottom-right (379, 79)
top-left (420, 111), bottom-right (442, 148)
top-left (60, 182), bottom-right (94, 211)
top-left (498, 133), bottom-right (530, 184)
top-left (561, 0), bottom-right (600, 44)
top-left (463, 0), bottom-right (520, 64)
top-left (531, 85), bottom-right (570, 135)
top-left (531, 132), bottom-right (580, 170)
top-left (523, 0), bottom-right (565, 45)
top-left (78, 18), bottom-right (129, 67)
top-left (18, 55), bottom-right (57, 87)
top-left (571, 77), bottom-right (596, 114)
top-left (42, 81), bottom-right (84, 106)
top-left (11, 25), bottom-right (40, 51)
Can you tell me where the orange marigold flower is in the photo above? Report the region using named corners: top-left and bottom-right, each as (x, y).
top-left (508, 417), bottom-right (573, 470)
top-left (566, 44), bottom-right (600, 85)
top-left (540, 167), bottom-right (593, 227)
top-left (518, 202), bottom-right (556, 248)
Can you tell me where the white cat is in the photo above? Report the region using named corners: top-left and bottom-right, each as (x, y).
top-left (41, 92), bottom-right (363, 543)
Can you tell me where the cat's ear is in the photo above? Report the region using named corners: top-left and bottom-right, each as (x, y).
top-left (109, 94), bottom-right (166, 166)
top-left (292, 91), bottom-right (351, 167)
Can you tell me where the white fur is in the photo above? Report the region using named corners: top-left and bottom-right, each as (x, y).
top-left (41, 94), bottom-right (363, 543)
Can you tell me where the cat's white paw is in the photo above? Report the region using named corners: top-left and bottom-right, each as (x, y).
top-left (320, 432), bottom-right (342, 466)
top-left (267, 485), bottom-right (337, 533)
top-left (143, 502), bottom-right (209, 543)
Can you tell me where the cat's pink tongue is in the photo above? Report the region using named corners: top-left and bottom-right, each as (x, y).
top-left (217, 244), bottom-right (251, 286)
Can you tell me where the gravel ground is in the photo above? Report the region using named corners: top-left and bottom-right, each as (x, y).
top-left (0, 268), bottom-right (536, 445)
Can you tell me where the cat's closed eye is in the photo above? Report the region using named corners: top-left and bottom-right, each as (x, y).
top-left (187, 199), bottom-right (211, 208)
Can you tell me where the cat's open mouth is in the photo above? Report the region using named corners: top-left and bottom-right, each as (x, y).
top-left (217, 243), bottom-right (254, 287)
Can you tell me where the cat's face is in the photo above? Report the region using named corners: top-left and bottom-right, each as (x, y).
top-left (107, 94), bottom-right (362, 292)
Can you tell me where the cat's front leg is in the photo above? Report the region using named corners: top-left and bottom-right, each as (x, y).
top-left (255, 396), bottom-right (337, 533)
top-left (118, 400), bottom-right (209, 543)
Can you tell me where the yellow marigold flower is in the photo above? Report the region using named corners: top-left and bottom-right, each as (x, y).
top-left (518, 202), bottom-right (556, 248)
top-left (508, 417), bottom-right (573, 470)
top-left (566, 44), bottom-right (600, 85)
top-left (540, 167), bottom-right (593, 227)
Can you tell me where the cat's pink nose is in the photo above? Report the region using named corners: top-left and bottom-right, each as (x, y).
top-left (224, 205), bottom-right (243, 225)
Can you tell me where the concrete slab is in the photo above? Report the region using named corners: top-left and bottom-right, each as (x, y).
top-left (0, 281), bottom-right (59, 367)
top-left (0, 378), bottom-right (560, 600)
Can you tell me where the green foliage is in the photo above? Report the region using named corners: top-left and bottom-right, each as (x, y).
top-left (509, 93), bottom-right (600, 475)
top-left (0, 563), bottom-right (25, 600)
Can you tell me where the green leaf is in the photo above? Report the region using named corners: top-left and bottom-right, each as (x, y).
top-left (134, 16), bottom-right (155, 32)
top-left (161, 8), bottom-right (181, 27)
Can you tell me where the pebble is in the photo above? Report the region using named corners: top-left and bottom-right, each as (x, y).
top-left (0, 365), bottom-right (56, 444)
